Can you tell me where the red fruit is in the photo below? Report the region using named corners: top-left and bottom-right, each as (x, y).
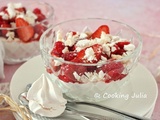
top-left (90, 25), bottom-right (110, 39)
top-left (15, 18), bottom-right (34, 42)
top-left (60, 64), bottom-right (76, 81)
top-left (0, 23), bottom-right (11, 36)
top-left (33, 8), bottom-right (41, 14)
top-left (77, 49), bottom-right (85, 60)
top-left (15, 7), bottom-right (26, 13)
top-left (51, 41), bottom-right (65, 57)
top-left (33, 8), bottom-right (46, 22)
top-left (34, 24), bottom-right (47, 34)
top-left (63, 51), bottom-right (77, 61)
top-left (108, 70), bottom-right (126, 81)
top-left (0, 6), bottom-right (7, 12)
top-left (34, 24), bottom-right (47, 41)
top-left (36, 13), bottom-right (46, 22)
top-left (100, 61), bottom-right (124, 73)
top-left (116, 41), bottom-right (130, 49)
top-left (92, 44), bottom-right (103, 61)
top-left (58, 75), bottom-right (76, 83)
top-left (46, 68), bottom-right (53, 74)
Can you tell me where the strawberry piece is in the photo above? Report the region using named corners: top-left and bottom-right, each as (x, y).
top-left (34, 24), bottom-right (47, 34)
top-left (16, 18), bottom-right (34, 42)
top-left (63, 51), bottom-right (77, 61)
top-left (34, 24), bottom-right (47, 41)
top-left (116, 41), bottom-right (130, 49)
top-left (15, 7), bottom-right (26, 13)
top-left (46, 68), bottom-right (53, 74)
top-left (92, 44), bottom-right (103, 61)
top-left (58, 75), bottom-right (76, 83)
top-left (59, 63), bottom-right (87, 83)
top-left (51, 41), bottom-right (65, 57)
top-left (111, 44), bottom-right (126, 55)
top-left (90, 25), bottom-right (110, 39)
top-left (33, 8), bottom-right (46, 22)
top-left (76, 49), bottom-right (85, 60)
top-left (100, 61), bottom-right (124, 73)
top-left (60, 64), bottom-right (76, 82)
top-left (33, 8), bottom-right (41, 14)
top-left (112, 49), bottom-right (126, 55)
top-left (0, 23), bottom-right (11, 36)
top-left (108, 70), bottom-right (127, 81)
top-left (0, 6), bottom-right (7, 12)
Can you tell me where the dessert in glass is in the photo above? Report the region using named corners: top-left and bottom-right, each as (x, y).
top-left (40, 18), bottom-right (142, 102)
top-left (0, 1), bottom-right (54, 64)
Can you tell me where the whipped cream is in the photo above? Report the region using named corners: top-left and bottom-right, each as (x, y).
top-left (27, 74), bottom-right (67, 117)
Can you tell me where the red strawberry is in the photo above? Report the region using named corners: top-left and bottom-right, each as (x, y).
top-left (108, 70), bottom-right (127, 81)
top-left (116, 41), bottom-right (130, 49)
top-left (76, 49), bottom-right (85, 60)
top-left (33, 8), bottom-right (46, 22)
top-left (63, 51), bottom-right (77, 61)
top-left (15, 18), bottom-right (34, 42)
top-left (58, 75), bottom-right (76, 83)
top-left (1, 23), bottom-right (11, 36)
top-left (0, 6), bottom-right (7, 12)
top-left (33, 8), bottom-right (41, 14)
top-left (100, 61), bottom-right (124, 73)
top-left (60, 64), bottom-right (76, 82)
top-left (15, 7), bottom-right (26, 13)
top-left (90, 25), bottom-right (110, 39)
top-left (51, 41), bottom-right (65, 57)
top-left (92, 44), bottom-right (103, 61)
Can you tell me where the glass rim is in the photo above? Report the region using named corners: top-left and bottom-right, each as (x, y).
top-left (40, 18), bottom-right (143, 66)
top-left (0, 1), bottom-right (54, 30)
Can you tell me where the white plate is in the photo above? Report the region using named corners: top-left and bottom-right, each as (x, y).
top-left (10, 56), bottom-right (158, 119)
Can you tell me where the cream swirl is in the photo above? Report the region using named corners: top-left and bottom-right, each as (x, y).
top-left (27, 74), bottom-right (67, 117)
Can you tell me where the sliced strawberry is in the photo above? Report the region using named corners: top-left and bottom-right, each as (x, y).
top-left (46, 67), bottom-right (53, 74)
top-left (33, 8), bottom-right (46, 22)
top-left (116, 41), bottom-right (130, 49)
top-left (108, 70), bottom-right (127, 81)
top-left (76, 49), bottom-right (85, 60)
top-left (36, 13), bottom-right (46, 22)
top-left (111, 44), bottom-right (126, 55)
top-left (63, 51), bottom-right (77, 61)
top-left (15, 7), bottom-right (26, 13)
top-left (33, 8), bottom-right (41, 14)
top-left (90, 25), bottom-right (110, 39)
top-left (100, 61), bottom-right (124, 73)
top-left (34, 24), bottom-right (47, 34)
top-left (58, 75), bottom-right (76, 83)
top-left (0, 23), bottom-right (11, 36)
top-left (51, 41), bottom-right (65, 57)
top-left (92, 44), bottom-right (103, 61)
top-left (60, 64), bottom-right (76, 82)
top-left (16, 18), bottom-right (34, 42)
top-left (112, 49), bottom-right (126, 55)
top-left (0, 6), bottom-right (7, 12)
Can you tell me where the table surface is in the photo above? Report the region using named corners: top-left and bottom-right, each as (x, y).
top-left (0, 0), bottom-right (160, 119)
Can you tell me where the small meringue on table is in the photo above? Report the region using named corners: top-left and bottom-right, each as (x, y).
top-left (26, 74), bottom-right (67, 117)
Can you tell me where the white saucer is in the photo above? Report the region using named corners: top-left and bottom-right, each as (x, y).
top-left (10, 56), bottom-right (158, 119)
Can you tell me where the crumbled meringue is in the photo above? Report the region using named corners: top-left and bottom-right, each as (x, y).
top-left (27, 74), bottom-right (67, 117)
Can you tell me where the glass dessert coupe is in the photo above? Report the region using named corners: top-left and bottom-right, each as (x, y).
top-left (40, 18), bottom-right (142, 102)
top-left (0, 0), bottom-right (54, 64)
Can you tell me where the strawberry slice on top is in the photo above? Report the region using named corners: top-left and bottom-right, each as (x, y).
top-left (90, 25), bottom-right (110, 39)
top-left (16, 18), bottom-right (34, 42)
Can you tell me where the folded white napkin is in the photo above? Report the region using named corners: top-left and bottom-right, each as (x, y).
top-left (0, 41), bottom-right (5, 79)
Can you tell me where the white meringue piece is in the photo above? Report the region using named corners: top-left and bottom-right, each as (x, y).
top-left (27, 74), bottom-right (67, 117)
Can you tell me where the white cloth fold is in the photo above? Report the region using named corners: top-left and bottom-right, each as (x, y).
top-left (0, 41), bottom-right (5, 79)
